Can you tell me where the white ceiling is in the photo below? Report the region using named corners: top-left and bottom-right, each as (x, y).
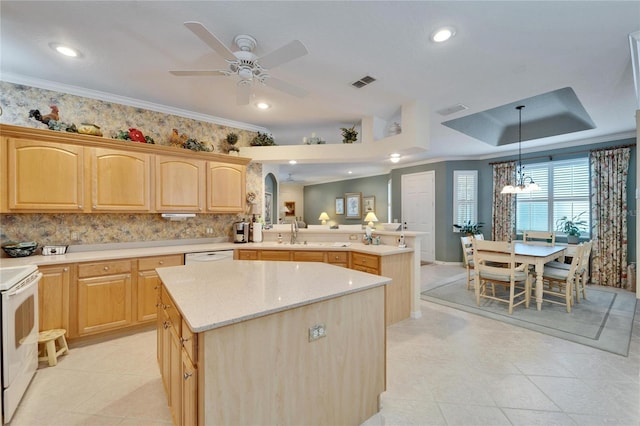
top-left (2, 1), bottom-right (638, 184)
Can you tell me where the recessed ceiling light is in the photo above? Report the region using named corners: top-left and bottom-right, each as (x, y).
top-left (289, 160), bottom-right (297, 165)
top-left (431, 27), bottom-right (456, 43)
top-left (256, 102), bottom-right (271, 110)
top-left (348, 171), bottom-right (353, 174)
top-left (390, 153), bottom-right (401, 163)
top-left (49, 42), bottom-right (80, 58)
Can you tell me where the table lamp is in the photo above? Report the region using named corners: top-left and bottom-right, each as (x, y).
top-left (318, 212), bottom-right (330, 225)
top-left (364, 211), bottom-right (379, 228)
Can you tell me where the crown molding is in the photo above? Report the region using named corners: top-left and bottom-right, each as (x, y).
top-left (1, 72), bottom-right (269, 133)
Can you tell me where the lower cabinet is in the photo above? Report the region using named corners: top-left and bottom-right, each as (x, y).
top-left (38, 264), bottom-right (71, 333)
top-left (77, 260), bottom-right (133, 336)
top-left (137, 255), bottom-right (183, 322)
top-left (158, 284), bottom-right (199, 425)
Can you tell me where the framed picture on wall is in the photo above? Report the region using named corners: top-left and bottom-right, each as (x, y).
top-left (345, 192), bottom-right (362, 219)
top-left (284, 201), bottom-right (295, 216)
top-left (265, 192), bottom-right (272, 224)
top-left (335, 197), bottom-right (344, 215)
top-left (363, 196), bottom-right (375, 213)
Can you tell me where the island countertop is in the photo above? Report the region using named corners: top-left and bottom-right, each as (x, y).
top-left (157, 260), bottom-right (391, 333)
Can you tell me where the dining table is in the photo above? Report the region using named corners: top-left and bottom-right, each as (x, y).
top-left (513, 242), bottom-right (567, 310)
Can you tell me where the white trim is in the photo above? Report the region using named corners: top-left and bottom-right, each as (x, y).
top-left (1, 72), bottom-right (269, 133)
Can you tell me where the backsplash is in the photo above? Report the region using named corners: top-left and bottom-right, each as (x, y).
top-left (0, 82), bottom-right (265, 250)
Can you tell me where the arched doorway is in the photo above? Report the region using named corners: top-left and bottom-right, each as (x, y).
top-left (265, 173), bottom-right (277, 226)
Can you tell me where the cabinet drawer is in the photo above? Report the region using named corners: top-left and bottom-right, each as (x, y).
top-left (138, 254), bottom-right (183, 271)
top-left (292, 251), bottom-right (324, 262)
top-left (352, 264), bottom-right (379, 275)
top-left (181, 318), bottom-right (197, 364)
top-left (161, 286), bottom-right (182, 337)
top-left (327, 251), bottom-right (348, 264)
top-left (78, 260), bottom-right (132, 278)
top-left (236, 250), bottom-right (258, 260)
top-left (351, 252), bottom-right (380, 273)
top-left (260, 250), bottom-right (291, 261)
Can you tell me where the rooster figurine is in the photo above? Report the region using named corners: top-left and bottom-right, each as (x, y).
top-left (170, 128), bottom-right (188, 148)
top-left (28, 105), bottom-right (59, 125)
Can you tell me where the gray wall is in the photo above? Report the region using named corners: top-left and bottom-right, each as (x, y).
top-left (306, 137), bottom-right (636, 263)
top-left (304, 174), bottom-right (390, 225)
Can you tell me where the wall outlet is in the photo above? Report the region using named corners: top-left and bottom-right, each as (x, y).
top-left (349, 234), bottom-right (358, 240)
top-left (308, 324), bottom-right (327, 341)
top-left (206, 227), bottom-right (213, 234)
top-left (71, 231), bottom-right (79, 241)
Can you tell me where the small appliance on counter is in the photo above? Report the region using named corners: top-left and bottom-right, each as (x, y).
top-left (250, 222), bottom-right (263, 243)
top-left (233, 221), bottom-right (250, 243)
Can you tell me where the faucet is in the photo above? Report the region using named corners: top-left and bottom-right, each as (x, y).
top-left (290, 220), bottom-right (299, 244)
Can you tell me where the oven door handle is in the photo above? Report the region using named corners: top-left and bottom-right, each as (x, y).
top-left (7, 273), bottom-right (42, 297)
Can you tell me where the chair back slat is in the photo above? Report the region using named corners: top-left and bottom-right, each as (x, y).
top-left (523, 230), bottom-right (556, 246)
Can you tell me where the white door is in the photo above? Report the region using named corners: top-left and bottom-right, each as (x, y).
top-left (401, 171), bottom-right (435, 262)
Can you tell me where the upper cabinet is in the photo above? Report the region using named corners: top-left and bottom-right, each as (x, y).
top-left (0, 124), bottom-right (250, 214)
top-left (206, 162), bottom-right (246, 213)
top-left (5, 137), bottom-right (85, 211)
top-left (155, 155), bottom-right (205, 212)
top-left (91, 148), bottom-right (151, 212)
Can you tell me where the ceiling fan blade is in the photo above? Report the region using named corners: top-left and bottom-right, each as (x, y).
top-left (237, 82), bottom-right (251, 106)
top-left (184, 21), bottom-right (236, 62)
top-left (263, 77), bottom-right (308, 98)
top-left (257, 40), bottom-right (308, 69)
top-left (169, 70), bottom-right (229, 76)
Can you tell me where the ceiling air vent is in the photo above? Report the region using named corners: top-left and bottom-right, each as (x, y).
top-left (437, 104), bottom-right (469, 116)
top-left (351, 75), bottom-right (376, 88)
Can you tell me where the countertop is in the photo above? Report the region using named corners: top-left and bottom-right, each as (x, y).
top-left (0, 239), bottom-right (412, 267)
top-left (157, 260), bottom-right (391, 333)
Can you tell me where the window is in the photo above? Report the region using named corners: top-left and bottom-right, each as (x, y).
top-left (453, 170), bottom-right (478, 229)
top-left (516, 158), bottom-right (590, 236)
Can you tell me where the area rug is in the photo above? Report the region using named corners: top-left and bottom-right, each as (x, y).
top-left (421, 278), bottom-right (637, 356)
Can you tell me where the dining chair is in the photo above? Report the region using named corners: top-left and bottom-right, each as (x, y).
top-left (541, 243), bottom-right (584, 313)
top-left (472, 239), bottom-right (531, 314)
top-left (523, 230), bottom-right (556, 246)
top-left (461, 234), bottom-right (485, 290)
top-left (546, 240), bottom-right (592, 303)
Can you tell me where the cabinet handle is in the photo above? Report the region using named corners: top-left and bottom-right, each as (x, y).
top-left (183, 372), bottom-right (193, 380)
top-left (163, 321), bottom-right (171, 329)
top-left (63, 267), bottom-right (68, 272)
top-left (103, 266), bottom-right (109, 270)
top-left (159, 261), bottom-right (164, 265)
top-left (154, 285), bottom-right (159, 290)
top-left (93, 205), bottom-right (97, 209)
top-left (180, 336), bottom-right (190, 344)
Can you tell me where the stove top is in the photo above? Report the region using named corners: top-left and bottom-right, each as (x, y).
top-left (0, 264), bottom-right (38, 291)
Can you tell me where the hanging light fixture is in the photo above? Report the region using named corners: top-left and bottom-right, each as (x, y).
top-left (501, 105), bottom-right (540, 194)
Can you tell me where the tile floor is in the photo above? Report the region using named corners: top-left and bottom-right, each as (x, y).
top-left (10, 264), bottom-right (640, 425)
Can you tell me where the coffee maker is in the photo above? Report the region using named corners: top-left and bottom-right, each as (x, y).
top-left (233, 221), bottom-right (250, 243)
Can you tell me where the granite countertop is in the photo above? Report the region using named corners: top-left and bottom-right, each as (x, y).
top-left (157, 260), bottom-right (391, 333)
top-left (0, 239), bottom-right (412, 267)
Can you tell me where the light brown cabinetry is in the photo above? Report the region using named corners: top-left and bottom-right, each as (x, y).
top-left (38, 264), bottom-right (71, 332)
top-left (155, 155), bottom-right (205, 212)
top-left (1, 124), bottom-right (250, 214)
top-left (5, 138), bottom-right (85, 211)
top-left (351, 252), bottom-right (380, 275)
top-left (91, 148), bottom-right (151, 211)
top-left (327, 251), bottom-right (348, 268)
top-left (206, 161), bottom-right (246, 213)
top-left (235, 249), bottom-right (258, 260)
top-left (76, 260), bottom-right (133, 336)
top-left (137, 255), bottom-right (183, 322)
top-left (158, 286), bottom-right (199, 425)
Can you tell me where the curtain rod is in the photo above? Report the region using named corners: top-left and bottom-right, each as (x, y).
top-left (488, 142), bottom-right (636, 166)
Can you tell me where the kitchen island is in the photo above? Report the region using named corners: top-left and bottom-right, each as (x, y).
top-left (156, 260), bottom-right (390, 425)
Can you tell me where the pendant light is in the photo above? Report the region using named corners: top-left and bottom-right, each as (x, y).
top-left (501, 105), bottom-right (540, 194)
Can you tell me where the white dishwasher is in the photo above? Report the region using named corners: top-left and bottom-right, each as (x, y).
top-left (185, 250), bottom-right (235, 264)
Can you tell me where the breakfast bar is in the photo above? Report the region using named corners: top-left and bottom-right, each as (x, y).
top-left (156, 260), bottom-right (390, 425)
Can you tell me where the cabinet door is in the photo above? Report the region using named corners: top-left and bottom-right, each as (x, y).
top-left (182, 348), bottom-right (198, 426)
top-left (206, 162), bottom-right (246, 213)
top-left (138, 255), bottom-right (183, 322)
top-left (155, 155), bottom-right (205, 212)
top-left (91, 148), bottom-right (151, 211)
top-left (260, 250), bottom-right (291, 261)
top-left (77, 273), bottom-right (132, 335)
top-left (327, 251), bottom-right (348, 268)
top-left (38, 264), bottom-right (71, 332)
top-left (292, 251), bottom-right (325, 262)
top-left (160, 308), bottom-right (172, 398)
top-left (7, 138), bottom-right (84, 211)
top-left (169, 325), bottom-right (182, 425)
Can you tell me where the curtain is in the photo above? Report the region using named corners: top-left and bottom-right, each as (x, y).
top-left (590, 147), bottom-right (630, 288)
top-left (491, 161), bottom-right (516, 241)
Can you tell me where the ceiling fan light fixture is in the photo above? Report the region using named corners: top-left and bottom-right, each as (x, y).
top-left (431, 27), bottom-right (456, 43)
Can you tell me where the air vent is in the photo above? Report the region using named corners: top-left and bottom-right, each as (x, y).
top-left (351, 75), bottom-right (377, 88)
top-left (437, 104), bottom-right (469, 116)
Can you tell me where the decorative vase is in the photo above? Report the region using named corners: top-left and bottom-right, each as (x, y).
top-left (567, 235), bottom-right (580, 244)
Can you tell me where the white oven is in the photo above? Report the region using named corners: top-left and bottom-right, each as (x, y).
top-left (0, 265), bottom-right (40, 424)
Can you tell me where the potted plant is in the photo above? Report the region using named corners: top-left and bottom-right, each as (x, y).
top-left (340, 125), bottom-right (358, 144)
top-left (250, 132), bottom-right (276, 146)
top-left (556, 212), bottom-right (587, 244)
top-left (454, 220), bottom-right (484, 236)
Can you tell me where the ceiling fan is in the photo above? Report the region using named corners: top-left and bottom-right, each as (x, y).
top-left (170, 21), bottom-right (309, 105)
